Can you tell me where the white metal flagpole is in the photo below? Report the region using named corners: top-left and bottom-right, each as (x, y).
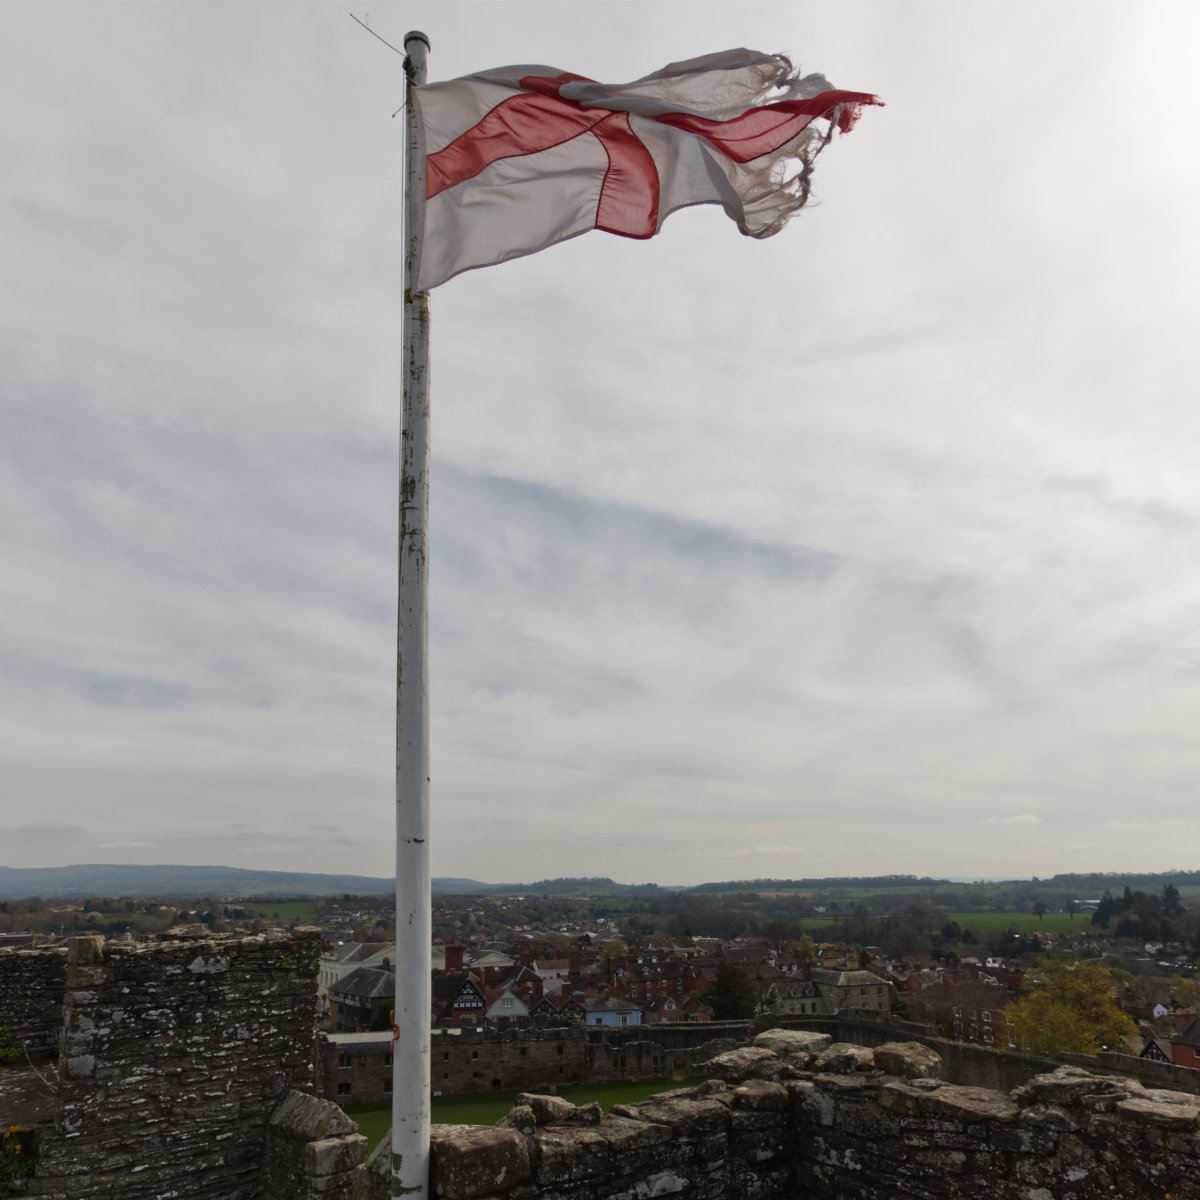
top-left (393, 28), bottom-right (431, 1200)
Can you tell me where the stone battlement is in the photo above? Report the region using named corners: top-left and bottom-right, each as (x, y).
top-left (2, 931), bottom-right (364, 1200)
top-left (364, 1031), bottom-right (1200, 1200)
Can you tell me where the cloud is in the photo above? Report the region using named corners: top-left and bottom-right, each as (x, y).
top-left (9, 824), bottom-right (90, 846)
top-left (3, 2), bottom-right (1200, 886)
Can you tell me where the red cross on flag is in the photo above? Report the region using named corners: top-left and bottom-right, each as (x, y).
top-left (411, 48), bottom-right (882, 291)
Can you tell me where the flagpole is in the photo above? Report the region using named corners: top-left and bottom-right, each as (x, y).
top-left (394, 28), bottom-right (431, 1200)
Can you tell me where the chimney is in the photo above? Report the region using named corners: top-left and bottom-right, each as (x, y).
top-left (445, 943), bottom-right (464, 972)
top-left (802, 958), bottom-right (812, 981)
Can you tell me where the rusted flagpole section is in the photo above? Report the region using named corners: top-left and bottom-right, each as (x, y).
top-left (394, 29), bottom-right (431, 1200)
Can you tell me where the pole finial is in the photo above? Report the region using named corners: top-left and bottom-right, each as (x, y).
top-left (404, 31), bottom-right (431, 51)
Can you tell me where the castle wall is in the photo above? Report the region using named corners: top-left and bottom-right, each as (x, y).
top-left (9, 928), bottom-right (366, 1200)
top-left (0, 945), bottom-right (66, 1061)
top-left (260, 1090), bottom-right (367, 1200)
top-left (761, 1013), bottom-right (1071, 1093)
top-left (364, 1045), bottom-right (1200, 1200)
top-left (319, 1022), bottom-right (755, 1104)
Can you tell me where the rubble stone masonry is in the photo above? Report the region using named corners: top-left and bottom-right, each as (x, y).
top-left (2, 929), bottom-right (366, 1200)
top-left (364, 1033), bottom-right (1200, 1200)
top-left (8, 936), bottom-right (1200, 1200)
top-left (0, 945), bottom-right (66, 1062)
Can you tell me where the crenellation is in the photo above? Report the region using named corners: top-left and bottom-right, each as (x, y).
top-left (357, 1037), bottom-right (1200, 1200)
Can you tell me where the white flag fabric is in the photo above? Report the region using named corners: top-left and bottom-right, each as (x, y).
top-left (411, 48), bottom-right (881, 291)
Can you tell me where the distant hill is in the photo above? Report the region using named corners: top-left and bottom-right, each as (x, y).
top-left (685, 871), bottom-right (1200, 896)
top-left (0, 864), bottom-right (492, 900)
top-left (480, 877), bottom-right (667, 897)
top-left (0, 866), bottom-right (668, 901)
top-left (9, 864), bottom-right (1191, 904)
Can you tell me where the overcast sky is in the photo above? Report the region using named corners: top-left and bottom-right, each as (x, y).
top-left (4, 1), bottom-right (1199, 887)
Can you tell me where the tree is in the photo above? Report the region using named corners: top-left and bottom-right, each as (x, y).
top-left (1005, 960), bottom-right (1137, 1056)
top-left (703, 963), bottom-right (761, 1021)
top-left (369, 999), bottom-right (395, 1033)
top-left (880, 913), bottom-right (930, 962)
top-left (843, 904), bottom-right (874, 946)
top-left (1066, 900), bottom-right (1078, 921)
top-left (1170, 975), bottom-right (1200, 1010)
top-left (1032, 902), bottom-right (1047, 924)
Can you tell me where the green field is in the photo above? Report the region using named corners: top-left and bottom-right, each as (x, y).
top-left (938, 911), bottom-right (1081, 934)
top-left (798, 911), bottom-right (1087, 936)
top-left (345, 1078), bottom-right (701, 1151)
top-left (231, 899), bottom-right (320, 922)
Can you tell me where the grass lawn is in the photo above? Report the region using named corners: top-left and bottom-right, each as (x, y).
top-left (345, 1077), bottom-right (703, 1151)
top-left (941, 911), bottom-right (1082, 935)
top-left (230, 899), bottom-right (320, 923)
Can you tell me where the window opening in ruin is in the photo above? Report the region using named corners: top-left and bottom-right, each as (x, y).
top-left (337, 1083), bottom-right (350, 1096)
top-left (338, 1054), bottom-right (352, 1069)
top-left (492, 1078), bottom-right (501, 1088)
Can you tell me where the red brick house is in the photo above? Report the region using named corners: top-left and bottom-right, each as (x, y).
top-left (1170, 1017), bottom-right (1200, 1070)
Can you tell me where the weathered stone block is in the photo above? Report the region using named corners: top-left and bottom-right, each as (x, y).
top-left (515, 1092), bottom-right (577, 1126)
top-left (1019, 1103), bottom-right (1077, 1131)
top-left (731, 1080), bottom-right (788, 1111)
top-left (701, 1046), bottom-right (780, 1082)
top-left (912, 1083), bottom-right (1019, 1124)
top-left (872, 1041), bottom-right (942, 1080)
top-left (1116, 1094), bottom-right (1200, 1131)
top-left (533, 1124), bottom-right (609, 1187)
top-left (497, 1103), bottom-right (537, 1135)
top-left (595, 1114), bottom-right (675, 1159)
top-left (751, 1029), bottom-right (831, 1061)
top-left (305, 1133), bottom-right (369, 1177)
top-left (811, 1043), bottom-right (876, 1075)
top-left (621, 1098), bottom-right (730, 1138)
top-left (812, 1073), bottom-right (876, 1096)
top-left (431, 1125), bottom-right (532, 1199)
top-left (271, 1090), bottom-right (360, 1140)
top-left (1018, 1066), bottom-right (1140, 1110)
top-left (66, 936), bottom-right (105, 966)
